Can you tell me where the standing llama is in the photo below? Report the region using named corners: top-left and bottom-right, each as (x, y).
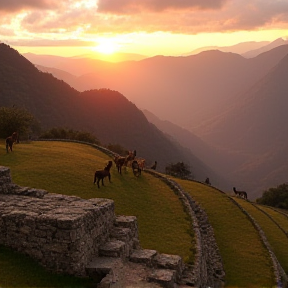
top-left (233, 187), bottom-right (248, 199)
top-left (94, 161), bottom-right (113, 188)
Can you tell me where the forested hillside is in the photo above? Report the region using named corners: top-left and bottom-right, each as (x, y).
top-left (0, 43), bottom-right (228, 188)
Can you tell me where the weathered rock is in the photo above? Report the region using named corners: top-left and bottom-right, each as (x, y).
top-left (130, 249), bottom-right (158, 267)
top-left (147, 269), bottom-right (176, 288)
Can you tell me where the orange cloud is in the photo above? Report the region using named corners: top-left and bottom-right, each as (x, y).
top-left (0, 0), bottom-right (59, 12)
top-left (97, 0), bottom-right (228, 13)
top-left (0, 0), bottom-right (287, 49)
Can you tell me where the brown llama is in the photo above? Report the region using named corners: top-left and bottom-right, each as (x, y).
top-left (125, 150), bottom-right (137, 167)
top-left (114, 155), bottom-right (126, 174)
top-left (6, 132), bottom-right (18, 153)
top-left (233, 187), bottom-right (247, 199)
top-left (94, 161), bottom-right (113, 188)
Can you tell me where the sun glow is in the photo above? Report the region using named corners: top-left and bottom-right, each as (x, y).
top-left (93, 38), bottom-right (120, 54)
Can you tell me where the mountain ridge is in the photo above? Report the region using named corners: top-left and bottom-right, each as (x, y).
top-left (0, 43), bottom-right (228, 189)
top-left (194, 53), bottom-right (288, 198)
top-left (34, 45), bottom-right (288, 130)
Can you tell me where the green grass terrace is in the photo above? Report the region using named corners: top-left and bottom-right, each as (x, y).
top-left (0, 140), bottom-right (193, 287)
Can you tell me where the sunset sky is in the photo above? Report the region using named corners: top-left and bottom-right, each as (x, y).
top-left (1, 0), bottom-right (287, 59)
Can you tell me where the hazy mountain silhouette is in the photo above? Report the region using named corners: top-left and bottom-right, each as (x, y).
top-left (182, 40), bottom-right (269, 56)
top-left (242, 38), bottom-right (288, 58)
top-left (194, 53), bottom-right (288, 199)
top-left (0, 43), bottom-right (226, 187)
top-left (34, 45), bottom-right (288, 131)
top-left (142, 109), bottom-right (237, 181)
top-left (24, 51), bottom-right (147, 67)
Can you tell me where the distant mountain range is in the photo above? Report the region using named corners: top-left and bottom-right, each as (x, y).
top-left (32, 43), bottom-right (288, 131)
top-left (182, 40), bottom-right (269, 56)
top-left (143, 52), bottom-right (288, 199)
top-left (0, 43), bottom-right (227, 190)
top-left (183, 37), bottom-right (288, 58)
top-left (7, 39), bottom-right (288, 199)
top-left (242, 37), bottom-right (288, 58)
top-left (194, 53), bottom-right (288, 198)
top-left (24, 51), bottom-right (147, 65)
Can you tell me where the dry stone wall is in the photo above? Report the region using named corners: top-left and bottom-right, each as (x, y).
top-left (0, 166), bottom-right (115, 276)
top-left (0, 164), bottom-right (226, 287)
top-left (145, 169), bottom-right (225, 288)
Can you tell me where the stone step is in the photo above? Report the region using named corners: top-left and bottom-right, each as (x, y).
top-left (85, 257), bottom-right (123, 287)
top-left (152, 253), bottom-right (184, 282)
top-left (114, 215), bottom-right (138, 237)
top-left (110, 227), bottom-right (132, 242)
top-left (99, 240), bottom-right (128, 258)
top-left (147, 269), bottom-right (177, 288)
top-left (110, 226), bottom-right (140, 254)
top-left (130, 249), bottom-right (158, 267)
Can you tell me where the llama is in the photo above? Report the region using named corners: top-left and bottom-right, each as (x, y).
top-left (136, 158), bottom-right (146, 170)
top-left (125, 150), bottom-right (137, 167)
top-left (6, 132), bottom-right (18, 153)
top-left (205, 177), bottom-right (211, 185)
top-left (114, 155), bottom-right (126, 174)
top-left (233, 187), bottom-right (248, 199)
top-left (132, 160), bottom-right (141, 177)
top-left (94, 161), bottom-right (113, 188)
top-left (150, 161), bottom-right (157, 170)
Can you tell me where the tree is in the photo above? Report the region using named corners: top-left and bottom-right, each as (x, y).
top-left (40, 127), bottom-right (100, 144)
top-left (0, 106), bottom-right (40, 139)
top-left (256, 183), bottom-right (288, 210)
top-left (106, 143), bottom-right (127, 155)
top-left (165, 162), bottom-right (193, 180)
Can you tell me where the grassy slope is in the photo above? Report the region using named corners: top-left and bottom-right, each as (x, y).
top-left (0, 140), bottom-right (193, 287)
top-left (2, 140), bottom-right (288, 287)
top-left (257, 205), bottom-right (288, 237)
top-left (234, 198), bottom-right (288, 275)
top-left (177, 179), bottom-right (275, 288)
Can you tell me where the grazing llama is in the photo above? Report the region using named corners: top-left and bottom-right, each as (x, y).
top-left (94, 161), bottom-right (113, 188)
top-left (233, 187), bottom-right (248, 199)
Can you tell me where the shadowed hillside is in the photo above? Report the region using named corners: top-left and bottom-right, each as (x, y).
top-left (194, 52), bottom-right (288, 199)
top-left (0, 43), bottom-right (227, 187)
top-left (33, 45), bottom-right (288, 130)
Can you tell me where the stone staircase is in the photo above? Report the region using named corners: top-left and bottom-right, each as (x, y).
top-left (86, 215), bottom-right (188, 288)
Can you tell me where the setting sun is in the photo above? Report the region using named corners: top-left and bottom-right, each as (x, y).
top-left (94, 39), bottom-right (120, 54)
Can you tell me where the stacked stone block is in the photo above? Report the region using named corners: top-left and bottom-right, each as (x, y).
top-left (0, 166), bottom-right (115, 276)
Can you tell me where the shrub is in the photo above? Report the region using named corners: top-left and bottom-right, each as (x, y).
top-left (256, 183), bottom-right (288, 210)
top-left (40, 128), bottom-right (100, 144)
top-left (165, 162), bottom-right (193, 180)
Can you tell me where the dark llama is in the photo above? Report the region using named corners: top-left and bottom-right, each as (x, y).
top-left (6, 132), bottom-right (18, 153)
top-left (233, 187), bottom-right (248, 199)
top-left (94, 161), bottom-right (113, 188)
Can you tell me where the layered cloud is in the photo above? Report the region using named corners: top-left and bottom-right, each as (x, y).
top-left (0, 0), bottom-right (60, 12)
top-left (97, 0), bottom-right (229, 13)
top-left (1, 0), bottom-right (287, 48)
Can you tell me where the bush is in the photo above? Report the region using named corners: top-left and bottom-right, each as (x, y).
top-left (165, 162), bottom-right (193, 180)
top-left (105, 143), bottom-right (127, 155)
top-left (256, 183), bottom-right (288, 210)
top-left (40, 128), bottom-right (100, 144)
top-left (0, 106), bottom-right (40, 140)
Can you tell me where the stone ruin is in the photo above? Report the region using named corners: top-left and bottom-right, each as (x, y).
top-left (0, 166), bottom-right (192, 288)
